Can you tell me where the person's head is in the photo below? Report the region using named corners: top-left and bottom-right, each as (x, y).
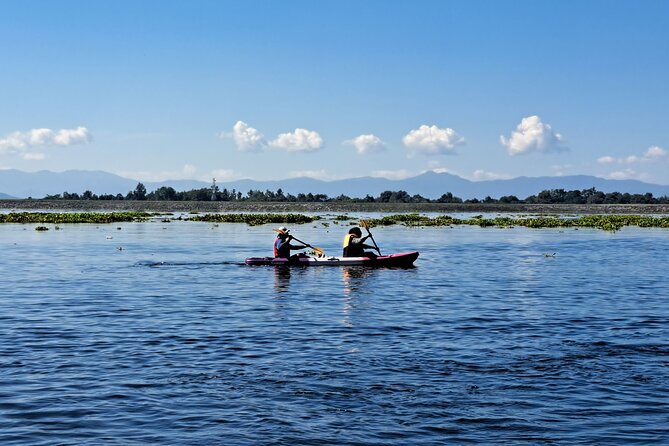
top-left (348, 227), bottom-right (362, 237)
top-left (275, 226), bottom-right (290, 238)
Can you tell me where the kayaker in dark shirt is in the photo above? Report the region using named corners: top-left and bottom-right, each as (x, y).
top-left (342, 227), bottom-right (379, 258)
top-left (274, 226), bottom-right (308, 258)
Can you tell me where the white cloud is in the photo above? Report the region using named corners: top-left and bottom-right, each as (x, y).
top-left (500, 116), bottom-right (566, 155)
top-left (644, 145), bottom-right (666, 159)
top-left (211, 169), bottom-right (240, 181)
top-left (371, 169), bottom-right (414, 180)
top-left (402, 124), bottom-right (464, 155)
top-left (269, 128), bottom-right (323, 152)
top-left (287, 169), bottom-right (330, 180)
top-left (182, 164), bottom-right (197, 177)
top-left (118, 164), bottom-right (203, 182)
top-left (471, 169), bottom-right (511, 180)
top-left (608, 169), bottom-right (641, 180)
top-left (345, 134), bottom-right (386, 155)
top-left (229, 121), bottom-right (266, 152)
top-left (22, 153), bottom-right (45, 161)
top-left (0, 126), bottom-right (90, 160)
top-left (53, 127), bottom-right (91, 145)
top-left (430, 167), bottom-right (455, 174)
top-left (597, 145), bottom-right (667, 165)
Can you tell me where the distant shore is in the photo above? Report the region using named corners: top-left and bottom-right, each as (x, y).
top-left (2, 199), bottom-right (669, 215)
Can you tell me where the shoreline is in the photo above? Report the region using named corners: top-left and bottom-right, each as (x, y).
top-left (2, 199), bottom-right (669, 214)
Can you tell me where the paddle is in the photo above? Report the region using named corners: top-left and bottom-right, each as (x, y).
top-left (274, 229), bottom-right (324, 257)
top-left (292, 236), bottom-right (325, 257)
top-left (360, 220), bottom-right (381, 255)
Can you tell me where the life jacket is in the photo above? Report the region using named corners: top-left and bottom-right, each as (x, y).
top-left (342, 233), bottom-right (355, 257)
top-left (274, 237), bottom-right (282, 257)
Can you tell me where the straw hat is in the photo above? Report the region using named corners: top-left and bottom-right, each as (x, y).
top-left (273, 226), bottom-right (289, 234)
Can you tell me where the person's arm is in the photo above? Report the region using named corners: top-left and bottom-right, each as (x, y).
top-left (287, 236), bottom-right (307, 250)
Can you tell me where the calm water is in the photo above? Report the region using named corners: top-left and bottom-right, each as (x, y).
top-left (1, 216), bottom-right (668, 445)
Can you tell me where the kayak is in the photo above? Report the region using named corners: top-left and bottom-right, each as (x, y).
top-left (245, 251), bottom-right (419, 267)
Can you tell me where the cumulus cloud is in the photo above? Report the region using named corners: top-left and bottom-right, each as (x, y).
top-left (597, 145), bottom-right (667, 165)
top-left (371, 169), bottom-right (414, 180)
top-left (269, 128), bottom-right (323, 153)
top-left (597, 156), bottom-right (616, 164)
top-left (0, 126), bottom-right (90, 160)
top-left (500, 116), bottom-right (566, 155)
top-left (287, 169), bottom-right (330, 180)
top-left (472, 169), bottom-right (511, 180)
top-left (402, 124), bottom-right (464, 156)
top-left (118, 164), bottom-right (203, 182)
top-left (607, 169), bottom-right (647, 181)
top-left (644, 145), bottom-right (667, 159)
top-left (23, 152), bottom-right (46, 161)
top-left (211, 169), bottom-right (240, 181)
top-left (345, 134), bottom-right (386, 155)
top-left (229, 121), bottom-right (266, 152)
top-left (430, 167), bottom-right (455, 174)
top-left (53, 127), bottom-right (91, 145)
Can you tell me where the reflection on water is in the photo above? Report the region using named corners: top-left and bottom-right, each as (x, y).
top-left (273, 265), bottom-right (292, 294)
top-left (341, 266), bottom-right (372, 296)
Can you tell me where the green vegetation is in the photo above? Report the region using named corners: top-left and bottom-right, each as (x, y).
top-left (42, 183), bottom-right (669, 204)
top-left (364, 213), bottom-right (669, 231)
top-left (3, 211), bottom-right (667, 231)
top-left (186, 213), bottom-right (318, 225)
top-left (0, 212), bottom-right (151, 224)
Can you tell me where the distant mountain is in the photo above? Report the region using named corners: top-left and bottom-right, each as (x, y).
top-left (0, 192), bottom-right (17, 199)
top-left (212, 171), bottom-right (669, 199)
top-left (1, 168), bottom-right (669, 200)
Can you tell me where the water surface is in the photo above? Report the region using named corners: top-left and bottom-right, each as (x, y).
top-left (1, 219), bottom-right (668, 444)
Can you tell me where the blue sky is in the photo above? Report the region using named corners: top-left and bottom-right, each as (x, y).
top-left (1, 0), bottom-right (668, 185)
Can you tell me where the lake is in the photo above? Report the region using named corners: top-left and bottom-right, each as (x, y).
top-left (1, 216), bottom-right (668, 444)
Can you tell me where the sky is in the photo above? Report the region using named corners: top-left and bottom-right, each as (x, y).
top-left (1, 0), bottom-right (668, 185)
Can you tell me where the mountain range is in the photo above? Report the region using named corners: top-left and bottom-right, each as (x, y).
top-left (1, 169), bottom-right (668, 200)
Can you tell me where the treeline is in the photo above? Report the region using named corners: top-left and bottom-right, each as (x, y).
top-left (43, 183), bottom-right (669, 204)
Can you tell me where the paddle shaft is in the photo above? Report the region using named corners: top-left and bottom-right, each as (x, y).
top-left (288, 235), bottom-right (324, 256)
top-left (289, 235), bottom-right (312, 248)
top-left (364, 228), bottom-right (381, 255)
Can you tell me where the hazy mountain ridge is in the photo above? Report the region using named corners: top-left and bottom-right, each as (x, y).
top-left (1, 169), bottom-right (668, 200)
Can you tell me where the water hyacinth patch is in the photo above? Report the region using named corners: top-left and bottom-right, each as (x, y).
top-left (186, 213), bottom-right (318, 226)
top-left (363, 213), bottom-right (669, 231)
top-left (0, 212), bottom-right (151, 224)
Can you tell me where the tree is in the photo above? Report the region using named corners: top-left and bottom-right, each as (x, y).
top-left (153, 186), bottom-right (177, 201)
top-left (436, 192), bottom-right (462, 203)
top-left (132, 183), bottom-right (147, 200)
top-left (499, 195), bottom-right (520, 204)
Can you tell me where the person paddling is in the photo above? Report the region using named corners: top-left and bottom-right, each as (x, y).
top-left (342, 227), bottom-right (379, 258)
top-left (274, 226), bottom-right (309, 259)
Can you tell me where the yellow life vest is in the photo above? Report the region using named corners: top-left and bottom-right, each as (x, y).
top-left (342, 233), bottom-right (355, 256)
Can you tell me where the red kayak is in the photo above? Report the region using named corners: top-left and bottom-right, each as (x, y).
top-left (245, 251), bottom-right (419, 267)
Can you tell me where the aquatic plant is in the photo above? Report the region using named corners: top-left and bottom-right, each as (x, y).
top-left (187, 213), bottom-right (318, 226)
top-left (35, 226), bottom-right (49, 231)
top-left (363, 214), bottom-right (669, 231)
top-left (0, 212), bottom-right (151, 224)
